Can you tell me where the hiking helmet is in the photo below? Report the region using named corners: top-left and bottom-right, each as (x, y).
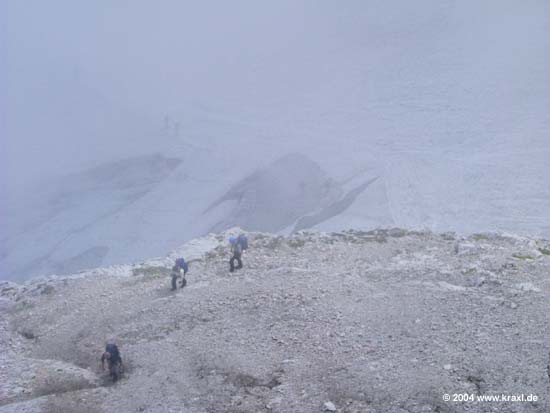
top-left (229, 236), bottom-right (237, 244)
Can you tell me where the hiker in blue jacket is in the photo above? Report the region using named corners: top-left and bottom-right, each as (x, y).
top-left (101, 340), bottom-right (123, 382)
top-left (229, 234), bottom-right (248, 272)
top-left (171, 258), bottom-right (188, 290)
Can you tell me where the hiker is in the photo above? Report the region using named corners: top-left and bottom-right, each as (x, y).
top-left (229, 234), bottom-right (248, 272)
top-left (101, 340), bottom-right (123, 382)
top-left (171, 257), bottom-right (189, 290)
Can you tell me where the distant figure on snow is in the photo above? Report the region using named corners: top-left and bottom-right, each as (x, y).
top-left (171, 257), bottom-right (189, 290)
top-left (229, 234), bottom-right (248, 272)
top-left (101, 340), bottom-right (123, 382)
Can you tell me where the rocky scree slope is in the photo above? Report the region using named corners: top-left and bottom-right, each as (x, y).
top-left (1, 229), bottom-right (549, 413)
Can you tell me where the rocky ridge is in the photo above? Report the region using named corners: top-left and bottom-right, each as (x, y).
top-left (1, 229), bottom-right (549, 412)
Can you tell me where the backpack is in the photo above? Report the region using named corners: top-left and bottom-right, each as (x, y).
top-left (175, 258), bottom-right (189, 273)
top-left (237, 234), bottom-right (248, 251)
top-left (105, 343), bottom-right (120, 363)
top-left (232, 242), bottom-right (243, 255)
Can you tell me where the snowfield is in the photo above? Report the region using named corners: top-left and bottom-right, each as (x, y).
top-left (2, 145), bottom-right (549, 281)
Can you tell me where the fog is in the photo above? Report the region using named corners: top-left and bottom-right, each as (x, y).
top-left (2, 0), bottom-right (550, 279)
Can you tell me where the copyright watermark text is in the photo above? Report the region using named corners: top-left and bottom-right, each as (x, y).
top-left (442, 393), bottom-right (538, 403)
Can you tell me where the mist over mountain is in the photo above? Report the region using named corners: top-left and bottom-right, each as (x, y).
top-left (2, 0), bottom-right (549, 280)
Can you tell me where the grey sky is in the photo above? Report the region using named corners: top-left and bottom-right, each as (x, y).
top-left (3, 0), bottom-right (549, 190)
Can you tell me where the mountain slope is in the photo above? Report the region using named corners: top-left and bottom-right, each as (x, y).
top-left (1, 229), bottom-right (549, 412)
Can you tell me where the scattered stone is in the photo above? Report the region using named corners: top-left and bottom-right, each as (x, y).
top-left (438, 282), bottom-right (466, 292)
top-left (19, 329), bottom-right (36, 340)
top-left (515, 282), bottom-right (541, 293)
top-left (324, 401), bottom-right (337, 411)
top-left (2, 229), bottom-right (549, 412)
top-left (441, 232), bottom-right (456, 241)
top-left (388, 228), bottom-right (407, 238)
top-left (472, 276), bottom-right (486, 287)
top-left (455, 242), bottom-right (477, 255)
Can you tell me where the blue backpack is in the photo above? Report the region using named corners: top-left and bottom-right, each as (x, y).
top-left (237, 234), bottom-right (248, 251)
top-left (175, 258), bottom-right (189, 273)
top-left (105, 343), bottom-right (121, 363)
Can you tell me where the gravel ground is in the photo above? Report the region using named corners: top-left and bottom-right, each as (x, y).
top-left (1, 229), bottom-right (549, 412)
